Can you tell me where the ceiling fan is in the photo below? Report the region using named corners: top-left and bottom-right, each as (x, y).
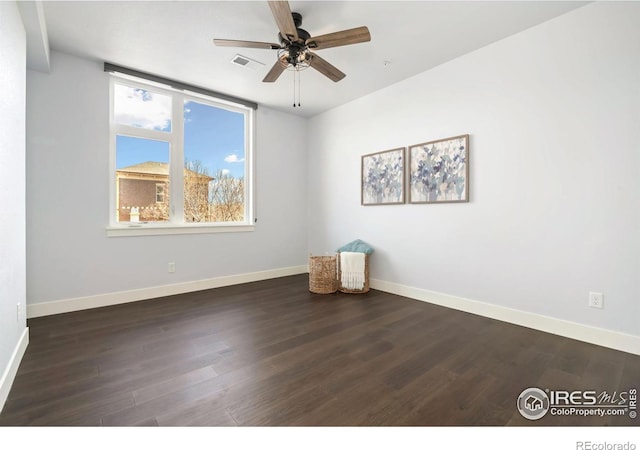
top-left (213, 0), bottom-right (371, 84)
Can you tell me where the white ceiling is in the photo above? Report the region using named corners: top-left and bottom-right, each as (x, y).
top-left (37, 1), bottom-right (587, 117)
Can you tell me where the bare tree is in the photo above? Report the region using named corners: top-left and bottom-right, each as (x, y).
top-left (183, 160), bottom-right (212, 222)
top-left (210, 170), bottom-right (244, 222)
top-left (183, 162), bottom-right (244, 222)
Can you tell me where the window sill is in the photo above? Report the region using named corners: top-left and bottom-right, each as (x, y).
top-left (106, 223), bottom-right (255, 237)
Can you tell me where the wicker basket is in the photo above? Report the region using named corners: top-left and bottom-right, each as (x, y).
top-left (309, 255), bottom-right (338, 294)
top-left (337, 252), bottom-right (370, 294)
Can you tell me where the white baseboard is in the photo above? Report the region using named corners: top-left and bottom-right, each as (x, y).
top-left (0, 327), bottom-right (29, 414)
top-left (371, 278), bottom-right (640, 356)
top-left (26, 268), bottom-right (638, 355)
top-left (27, 265), bottom-right (308, 319)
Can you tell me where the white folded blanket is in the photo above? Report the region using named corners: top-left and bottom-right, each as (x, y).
top-left (340, 252), bottom-right (365, 290)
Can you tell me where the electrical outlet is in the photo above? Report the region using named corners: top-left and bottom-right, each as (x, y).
top-left (168, 262), bottom-right (176, 273)
top-left (589, 292), bottom-right (604, 309)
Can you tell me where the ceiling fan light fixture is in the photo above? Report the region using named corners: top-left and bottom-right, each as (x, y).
top-left (213, 1), bottom-right (371, 86)
top-left (277, 47), bottom-right (311, 72)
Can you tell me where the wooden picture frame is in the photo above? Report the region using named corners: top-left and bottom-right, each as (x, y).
top-left (361, 147), bottom-right (405, 206)
top-left (408, 134), bottom-right (469, 204)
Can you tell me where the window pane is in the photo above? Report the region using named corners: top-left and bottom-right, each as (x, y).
top-left (114, 84), bottom-right (172, 132)
top-left (183, 101), bottom-right (245, 223)
top-left (115, 135), bottom-right (170, 222)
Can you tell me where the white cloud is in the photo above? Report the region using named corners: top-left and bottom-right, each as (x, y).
top-left (221, 169), bottom-right (231, 175)
top-left (224, 154), bottom-right (245, 163)
top-left (114, 84), bottom-right (171, 131)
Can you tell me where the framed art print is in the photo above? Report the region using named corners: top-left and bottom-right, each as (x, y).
top-left (408, 134), bottom-right (469, 204)
top-left (361, 147), bottom-right (405, 206)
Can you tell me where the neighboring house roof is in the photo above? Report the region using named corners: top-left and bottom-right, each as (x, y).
top-left (118, 161), bottom-right (169, 176)
top-left (117, 161), bottom-right (213, 180)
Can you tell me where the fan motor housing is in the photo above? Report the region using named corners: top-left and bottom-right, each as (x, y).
top-left (278, 28), bottom-right (310, 45)
top-left (291, 12), bottom-right (302, 27)
top-left (278, 12), bottom-right (311, 44)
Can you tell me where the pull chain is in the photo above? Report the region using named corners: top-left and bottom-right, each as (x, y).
top-left (297, 70), bottom-right (301, 107)
top-left (292, 70), bottom-right (302, 108)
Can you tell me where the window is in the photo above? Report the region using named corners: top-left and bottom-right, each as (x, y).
top-left (108, 75), bottom-right (254, 236)
top-left (183, 100), bottom-right (246, 223)
top-left (155, 184), bottom-right (165, 203)
top-left (115, 136), bottom-right (170, 223)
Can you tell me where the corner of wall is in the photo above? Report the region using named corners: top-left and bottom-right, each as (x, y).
top-left (0, 329), bottom-right (28, 414)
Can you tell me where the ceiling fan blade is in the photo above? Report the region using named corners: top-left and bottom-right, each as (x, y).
top-left (213, 39), bottom-right (281, 50)
top-left (268, 1), bottom-right (299, 42)
top-left (307, 52), bottom-right (346, 82)
top-left (263, 58), bottom-right (287, 82)
top-left (306, 26), bottom-right (371, 50)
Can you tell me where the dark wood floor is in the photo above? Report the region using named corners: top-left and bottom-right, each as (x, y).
top-left (1, 274), bottom-right (638, 426)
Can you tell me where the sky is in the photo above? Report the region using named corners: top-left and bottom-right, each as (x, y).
top-left (114, 84), bottom-right (246, 178)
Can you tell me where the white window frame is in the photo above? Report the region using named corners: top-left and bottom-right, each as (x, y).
top-left (107, 74), bottom-right (255, 237)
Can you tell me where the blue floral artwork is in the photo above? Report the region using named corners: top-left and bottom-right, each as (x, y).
top-left (361, 147), bottom-right (405, 205)
top-left (409, 135), bottom-right (469, 203)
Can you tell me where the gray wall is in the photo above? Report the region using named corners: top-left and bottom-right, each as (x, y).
top-left (26, 51), bottom-right (308, 305)
top-left (22, 3), bottom-right (640, 344)
top-left (0, 1), bottom-right (27, 409)
top-left (307, 2), bottom-right (640, 337)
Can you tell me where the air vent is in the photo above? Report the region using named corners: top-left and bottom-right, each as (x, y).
top-left (232, 55), bottom-right (250, 66)
top-left (231, 54), bottom-right (265, 70)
